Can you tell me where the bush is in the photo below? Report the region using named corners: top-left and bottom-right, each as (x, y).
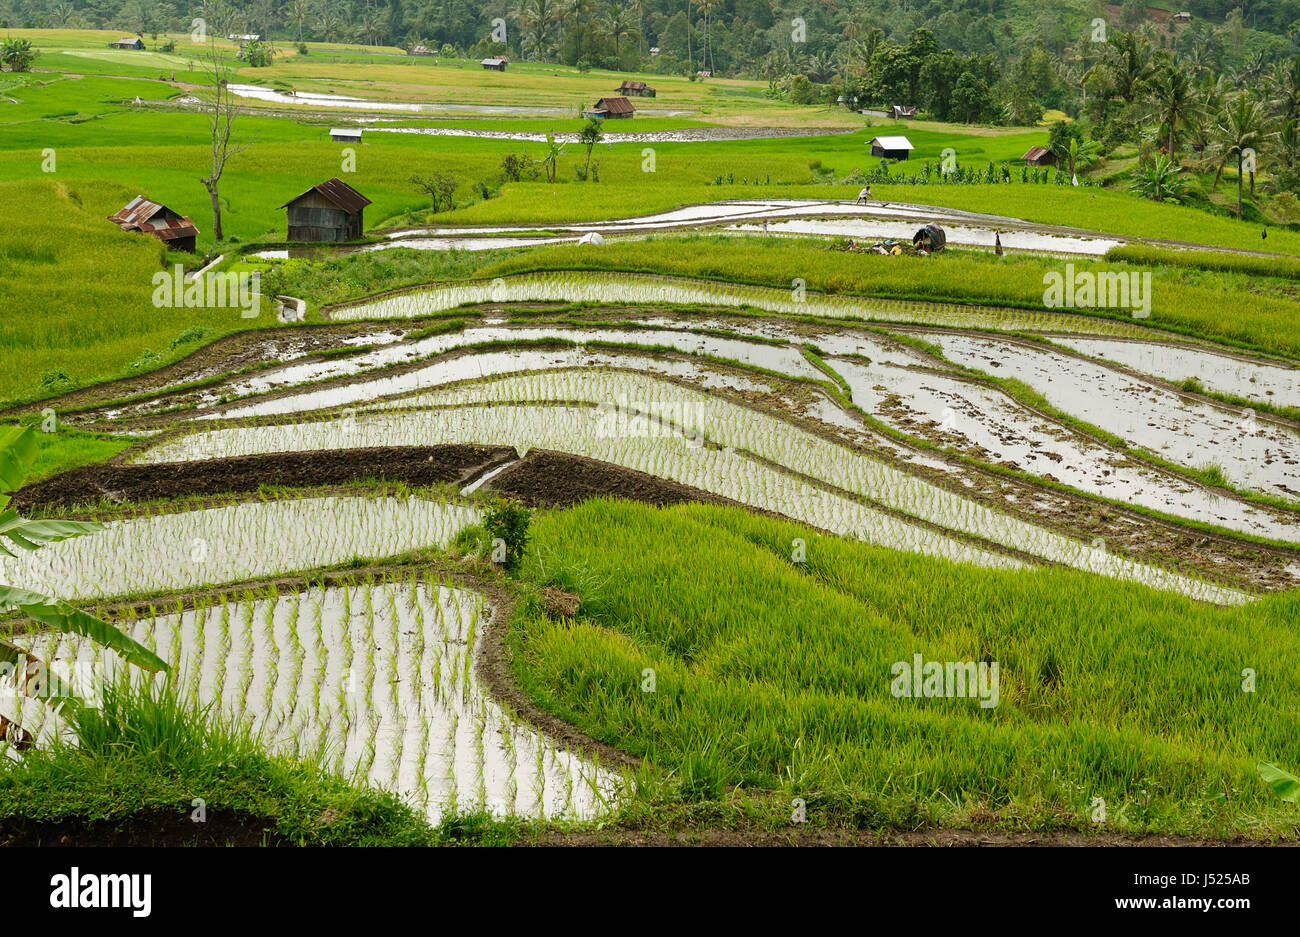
top-left (483, 497), bottom-right (532, 571)
top-left (501, 151), bottom-right (531, 182)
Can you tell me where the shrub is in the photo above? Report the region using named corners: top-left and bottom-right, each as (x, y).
top-left (483, 498), bottom-right (532, 571)
top-left (500, 151), bottom-right (531, 182)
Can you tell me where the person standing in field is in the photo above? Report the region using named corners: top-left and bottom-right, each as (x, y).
top-left (857, 185), bottom-right (871, 203)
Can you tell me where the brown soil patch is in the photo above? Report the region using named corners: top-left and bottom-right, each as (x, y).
top-left (485, 449), bottom-right (724, 508)
top-left (0, 809), bottom-right (289, 847)
top-left (13, 445), bottom-right (514, 513)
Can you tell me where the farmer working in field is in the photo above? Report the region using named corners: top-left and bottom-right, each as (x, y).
top-left (856, 185), bottom-right (872, 203)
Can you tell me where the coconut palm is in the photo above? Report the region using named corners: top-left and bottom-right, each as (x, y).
top-left (698, 0), bottom-right (718, 75)
top-left (314, 2), bottom-right (343, 43)
top-left (1147, 61), bottom-right (1193, 159)
top-left (1210, 93), bottom-right (1269, 218)
top-left (1269, 116), bottom-right (1300, 178)
top-left (1185, 73), bottom-right (1229, 158)
top-left (289, 0), bottom-right (310, 42)
top-left (600, 6), bottom-right (639, 56)
top-left (518, 0), bottom-right (560, 60)
top-left (355, 3), bottom-right (388, 46)
top-left (1267, 55), bottom-right (1300, 122)
top-left (806, 50), bottom-right (837, 84)
top-left (1105, 30), bottom-right (1154, 104)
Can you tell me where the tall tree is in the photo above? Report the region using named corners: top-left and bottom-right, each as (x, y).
top-left (197, 43), bottom-right (249, 242)
top-left (1211, 93), bottom-right (1269, 219)
top-left (1148, 60), bottom-right (1193, 159)
top-left (518, 0), bottom-right (560, 59)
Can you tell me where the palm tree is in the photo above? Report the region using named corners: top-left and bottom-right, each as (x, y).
top-left (806, 50), bottom-right (837, 84)
top-left (47, 1), bottom-right (75, 26)
top-left (356, 3), bottom-right (387, 46)
top-left (289, 0), bottom-right (310, 42)
top-left (1096, 30), bottom-right (1153, 104)
top-left (698, 0), bottom-right (719, 75)
top-left (518, 0), bottom-right (560, 60)
top-left (1267, 55), bottom-right (1300, 122)
top-left (559, 0), bottom-right (600, 64)
top-left (1185, 73), bottom-right (1229, 157)
top-left (1269, 116), bottom-right (1299, 178)
top-left (1147, 61), bottom-right (1192, 159)
top-left (601, 6), bottom-right (639, 57)
top-left (1210, 93), bottom-right (1269, 219)
top-left (314, 2), bottom-right (343, 43)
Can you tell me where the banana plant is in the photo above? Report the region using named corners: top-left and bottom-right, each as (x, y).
top-left (0, 425), bottom-right (167, 730)
top-left (1258, 762), bottom-right (1300, 803)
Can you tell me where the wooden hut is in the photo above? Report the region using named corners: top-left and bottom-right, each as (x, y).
top-left (585, 96), bottom-right (635, 119)
top-left (279, 178), bottom-right (371, 243)
top-left (617, 80), bottom-right (656, 98)
top-left (867, 135), bottom-right (914, 160)
top-left (891, 105), bottom-right (917, 120)
top-left (108, 196), bottom-right (198, 252)
top-left (329, 127), bottom-right (362, 143)
top-left (109, 37), bottom-right (145, 50)
top-left (480, 57), bottom-right (508, 71)
top-left (1022, 145), bottom-right (1056, 166)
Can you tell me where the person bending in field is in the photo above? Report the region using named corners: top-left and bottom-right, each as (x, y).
top-left (856, 185), bottom-right (872, 203)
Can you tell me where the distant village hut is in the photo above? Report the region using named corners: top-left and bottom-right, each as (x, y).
top-left (891, 105), bottom-right (917, 120)
top-left (409, 44), bottom-right (435, 56)
top-left (329, 127), bottom-right (363, 143)
top-left (1022, 145), bottom-right (1056, 166)
top-left (107, 195), bottom-right (198, 252)
top-left (109, 37), bottom-right (145, 50)
top-left (617, 80), bottom-right (656, 98)
top-left (867, 135), bottom-right (914, 160)
top-left (586, 96), bottom-right (635, 119)
top-left (279, 178), bottom-right (371, 243)
top-left (481, 57), bottom-right (508, 71)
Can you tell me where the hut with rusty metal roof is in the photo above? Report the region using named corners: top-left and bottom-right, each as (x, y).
top-left (585, 96), bottom-right (635, 119)
top-left (279, 178), bottom-right (371, 242)
top-left (616, 80), bottom-right (656, 97)
top-left (107, 195), bottom-right (198, 252)
top-left (1022, 145), bottom-right (1056, 166)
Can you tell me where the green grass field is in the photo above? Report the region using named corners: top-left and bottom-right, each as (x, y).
top-left (511, 499), bottom-right (1300, 837)
top-left (6, 26), bottom-right (1300, 848)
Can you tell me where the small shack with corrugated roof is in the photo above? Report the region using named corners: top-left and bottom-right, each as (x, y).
top-left (109, 37), bottom-right (145, 50)
top-left (891, 105), bottom-right (917, 119)
top-left (329, 127), bottom-right (362, 143)
top-left (279, 178), bottom-right (371, 242)
top-left (1022, 145), bottom-right (1056, 166)
top-left (480, 57), bottom-right (508, 71)
top-left (108, 195), bottom-right (198, 252)
top-left (617, 80), bottom-right (656, 97)
top-left (867, 135), bottom-right (913, 160)
top-left (585, 96), bottom-right (635, 119)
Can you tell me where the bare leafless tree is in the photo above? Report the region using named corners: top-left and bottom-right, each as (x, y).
top-left (198, 43), bottom-right (251, 241)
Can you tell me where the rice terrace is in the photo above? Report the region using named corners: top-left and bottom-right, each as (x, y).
top-left (1, 0), bottom-right (1300, 877)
